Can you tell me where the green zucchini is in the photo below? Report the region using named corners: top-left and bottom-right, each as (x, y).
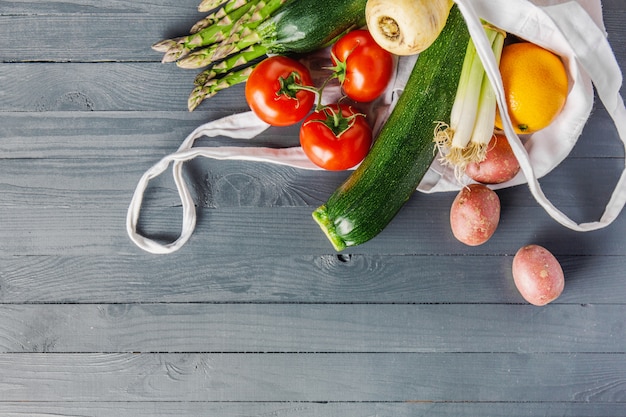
top-left (312, 6), bottom-right (470, 251)
top-left (259, 0), bottom-right (368, 54)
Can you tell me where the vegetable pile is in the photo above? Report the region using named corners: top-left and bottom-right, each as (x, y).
top-left (313, 5), bottom-right (470, 250)
top-left (152, 0), bottom-right (369, 110)
top-left (241, 27), bottom-right (393, 170)
top-left (152, 0), bottom-right (574, 305)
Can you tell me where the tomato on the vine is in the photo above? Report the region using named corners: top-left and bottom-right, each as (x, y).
top-left (331, 29), bottom-right (394, 103)
top-left (245, 56), bottom-right (316, 126)
top-left (299, 104), bottom-right (372, 171)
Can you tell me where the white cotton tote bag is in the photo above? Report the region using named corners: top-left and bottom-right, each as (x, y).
top-left (127, 0), bottom-right (626, 254)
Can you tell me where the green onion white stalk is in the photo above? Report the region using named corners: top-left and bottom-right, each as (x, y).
top-left (468, 29), bottom-right (505, 161)
top-left (434, 24), bottom-right (505, 178)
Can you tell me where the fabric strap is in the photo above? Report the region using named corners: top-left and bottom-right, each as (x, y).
top-left (125, 112), bottom-right (327, 254)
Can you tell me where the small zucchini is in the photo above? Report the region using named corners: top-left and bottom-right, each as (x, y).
top-left (260, 0), bottom-right (368, 54)
top-left (312, 6), bottom-right (470, 251)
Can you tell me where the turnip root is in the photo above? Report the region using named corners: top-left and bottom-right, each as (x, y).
top-left (450, 184), bottom-right (500, 246)
top-left (512, 244), bottom-right (564, 306)
top-left (465, 133), bottom-right (520, 184)
top-left (365, 0), bottom-right (454, 55)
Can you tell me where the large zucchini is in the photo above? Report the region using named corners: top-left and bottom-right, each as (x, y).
top-left (312, 6), bottom-right (470, 251)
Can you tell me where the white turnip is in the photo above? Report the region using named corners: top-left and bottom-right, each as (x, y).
top-left (365, 0), bottom-right (453, 55)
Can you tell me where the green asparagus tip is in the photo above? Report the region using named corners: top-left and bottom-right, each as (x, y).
top-left (194, 69), bottom-right (215, 86)
top-left (190, 17), bottom-right (216, 34)
top-left (187, 86), bottom-right (206, 112)
top-left (151, 39), bottom-right (178, 53)
top-left (198, 0), bottom-right (229, 12)
top-left (187, 64), bottom-right (256, 110)
top-left (176, 54), bottom-right (210, 69)
top-left (161, 45), bottom-right (188, 63)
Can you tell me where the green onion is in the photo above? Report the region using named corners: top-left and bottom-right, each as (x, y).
top-left (434, 23), bottom-right (505, 178)
top-left (467, 27), bottom-right (506, 162)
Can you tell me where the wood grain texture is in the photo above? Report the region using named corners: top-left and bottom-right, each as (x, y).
top-left (0, 111), bottom-right (301, 158)
top-left (0, 303), bottom-right (624, 353)
top-left (1, 254), bottom-right (625, 304)
top-left (1, 203), bottom-right (624, 256)
top-left (0, 401), bottom-right (625, 417)
top-left (1, 0), bottom-right (625, 415)
top-left (0, 353), bottom-right (625, 402)
top-left (0, 10), bottom-right (203, 62)
top-left (0, 64), bottom-right (246, 112)
top-left (0, 0), bottom-right (200, 15)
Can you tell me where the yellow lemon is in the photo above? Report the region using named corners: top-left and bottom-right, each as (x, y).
top-left (495, 42), bottom-right (569, 134)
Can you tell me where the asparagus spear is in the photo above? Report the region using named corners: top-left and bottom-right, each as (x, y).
top-left (155, 0), bottom-right (258, 63)
top-left (157, 0), bottom-right (368, 110)
top-left (180, 42), bottom-right (266, 71)
top-left (188, 66), bottom-right (256, 111)
top-left (151, 39), bottom-right (178, 53)
top-left (178, 0), bottom-right (283, 69)
top-left (177, 44), bottom-right (223, 70)
top-left (210, 0), bottom-right (286, 61)
top-left (186, 41), bottom-right (269, 110)
top-left (197, 0), bottom-right (231, 13)
top-left (191, 0), bottom-right (250, 33)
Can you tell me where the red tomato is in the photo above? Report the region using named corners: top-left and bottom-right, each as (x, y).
top-left (331, 30), bottom-right (394, 102)
top-left (245, 56), bottom-right (316, 126)
top-left (299, 104), bottom-right (372, 171)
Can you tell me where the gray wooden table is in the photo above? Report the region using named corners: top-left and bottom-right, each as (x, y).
top-left (1, 1), bottom-right (625, 416)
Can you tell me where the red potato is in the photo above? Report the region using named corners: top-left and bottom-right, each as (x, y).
top-left (465, 133), bottom-right (520, 184)
top-left (450, 184), bottom-right (500, 246)
top-left (512, 244), bottom-right (564, 306)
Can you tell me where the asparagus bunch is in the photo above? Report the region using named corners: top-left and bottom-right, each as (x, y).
top-left (152, 0), bottom-right (288, 110)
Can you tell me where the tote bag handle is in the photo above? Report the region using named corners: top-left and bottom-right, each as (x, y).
top-left (455, 0), bottom-right (626, 231)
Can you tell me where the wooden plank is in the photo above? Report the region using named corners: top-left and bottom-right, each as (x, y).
top-left (0, 111), bottom-right (302, 159)
top-left (0, 0), bottom-right (200, 15)
top-left (0, 304), bottom-right (624, 353)
top-left (0, 200), bottom-right (624, 256)
top-left (1, 14), bottom-right (203, 62)
top-left (1, 78), bottom-right (625, 158)
top-left (0, 64), bottom-right (246, 112)
top-left (0, 151), bottom-right (622, 215)
top-left (0, 254), bottom-right (625, 304)
top-left (0, 352), bottom-right (624, 402)
top-left (0, 156), bottom-right (342, 209)
top-left (0, 401), bottom-right (624, 417)
top-left (0, 254), bottom-right (623, 304)
top-left (603, 0), bottom-right (626, 76)
top-left (571, 100), bottom-right (626, 158)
